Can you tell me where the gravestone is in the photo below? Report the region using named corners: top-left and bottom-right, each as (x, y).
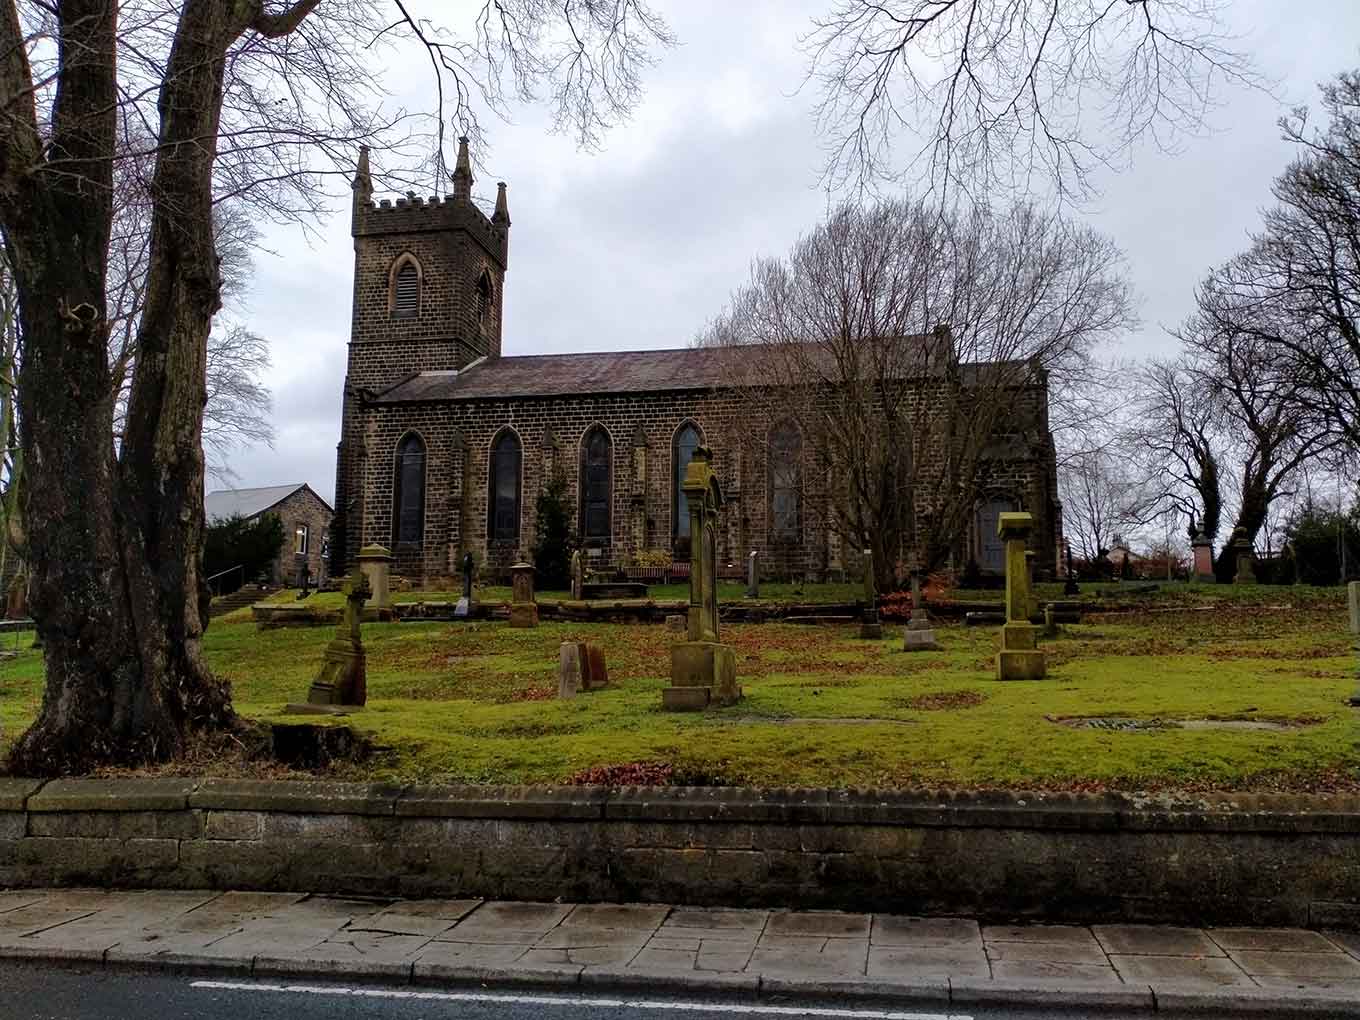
top-left (1191, 532), bottom-right (1215, 583)
top-left (570, 549), bottom-right (584, 601)
top-left (584, 644), bottom-right (609, 689)
top-left (288, 566), bottom-right (369, 713)
top-left (902, 562), bottom-right (941, 652)
top-left (665, 614), bottom-right (686, 632)
top-left (664, 447), bottom-right (741, 710)
top-left (745, 550), bottom-right (760, 599)
top-left (357, 544), bottom-right (393, 609)
top-left (1231, 528), bottom-right (1256, 585)
top-left (859, 548), bottom-right (882, 639)
top-left (558, 641), bottom-right (609, 696)
top-left (294, 552), bottom-right (311, 598)
top-left (1349, 582), bottom-right (1359, 707)
top-left (508, 561), bottom-right (538, 628)
top-left (1063, 546), bottom-right (1079, 596)
top-left (995, 512), bottom-right (1046, 681)
top-left (454, 551), bottom-right (474, 618)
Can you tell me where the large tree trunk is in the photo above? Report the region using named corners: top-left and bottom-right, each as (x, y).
top-left (7, 0), bottom-right (245, 775)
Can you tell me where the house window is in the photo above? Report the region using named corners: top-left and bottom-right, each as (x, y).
top-left (392, 260), bottom-right (419, 319)
top-left (672, 422), bottom-right (702, 541)
top-left (294, 523), bottom-right (309, 556)
top-left (488, 429), bottom-right (522, 544)
top-left (580, 426), bottom-right (612, 542)
top-left (477, 271), bottom-right (493, 325)
top-left (976, 497), bottom-right (1016, 572)
top-left (393, 433), bottom-right (426, 546)
top-left (769, 422), bottom-right (801, 540)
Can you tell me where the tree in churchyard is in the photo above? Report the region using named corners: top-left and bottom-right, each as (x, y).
top-left (1, 0), bottom-right (672, 775)
top-left (1174, 266), bottom-right (1346, 576)
top-left (532, 469), bottom-right (576, 592)
top-left (1126, 357), bottom-right (1224, 546)
top-left (203, 514), bottom-right (286, 593)
top-left (804, 0), bottom-right (1259, 198)
top-left (1059, 445), bottom-right (1147, 565)
top-left (701, 197), bottom-right (1133, 588)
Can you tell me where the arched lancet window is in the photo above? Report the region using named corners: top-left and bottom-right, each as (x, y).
top-left (488, 429), bottom-right (522, 545)
top-left (976, 496), bottom-right (1017, 572)
top-left (580, 426), bottom-right (612, 542)
top-left (769, 422), bottom-right (801, 540)
top-left (476, 271), bottom-right (493, 325)
top-left (391, 256), bottom-right (420, 319)
top-left (672, 422), bottom-right (703, 543)
top-left (393, 433), bottom-right (426, 546)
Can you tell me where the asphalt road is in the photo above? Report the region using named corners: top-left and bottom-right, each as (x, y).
top-left (0, 962), bottom-right (1284, 1020)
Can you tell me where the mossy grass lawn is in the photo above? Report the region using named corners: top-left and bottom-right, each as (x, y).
top-left (1, 588), bottom-right (1356, 790)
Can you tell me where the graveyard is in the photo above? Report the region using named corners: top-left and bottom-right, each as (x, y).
top-left (0, 581), bottom-right (1354, 790)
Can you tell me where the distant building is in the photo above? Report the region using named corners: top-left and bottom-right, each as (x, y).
top-left (205, 483), bottom-right (333, 587)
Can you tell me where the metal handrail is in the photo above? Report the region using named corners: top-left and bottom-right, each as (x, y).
top-left (206, 564), bottom-right (244, 598)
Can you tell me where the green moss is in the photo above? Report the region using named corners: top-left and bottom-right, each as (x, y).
top-left (2, 601), bottom-right (1356, 790)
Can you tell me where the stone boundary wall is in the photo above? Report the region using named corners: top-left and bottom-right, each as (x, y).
top-left (1, 779), bottom-right (1356, 930)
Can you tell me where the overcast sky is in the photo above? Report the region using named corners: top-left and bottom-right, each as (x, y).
top-left (221, 0), bottom-right (1360, 504)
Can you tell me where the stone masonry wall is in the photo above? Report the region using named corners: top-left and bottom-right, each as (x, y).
top-left (264, 487), bottom-right (334, 587)
top-left (1, 779), bottom-right (1355, 929)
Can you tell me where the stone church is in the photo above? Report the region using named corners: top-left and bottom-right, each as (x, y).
top-left (331, 141), bottom-right (1061, 585)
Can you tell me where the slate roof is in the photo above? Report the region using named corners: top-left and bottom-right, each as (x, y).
top-left (374, 348), bottom-right (739, 403)
top-left (205, 483), bottom-right (332, 523)
top-left (371, 346), bottom-right (1040, 404)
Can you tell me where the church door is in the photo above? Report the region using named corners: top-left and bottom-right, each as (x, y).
top-left (977, 498), bottom-right (1015, 573)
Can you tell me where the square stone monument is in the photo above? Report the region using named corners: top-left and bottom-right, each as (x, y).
top-left (995, 512), bottom-right (1046, 681)
top-left (664, 447), bottom-right (741, 711)
top-left (288, 566), bottom-right (369, 713)
top-left (903, 561), bottom-right (940, 652)
top-left (508, 561), bottom-right (538, 628)
top-left (357, 544), bottom-right (393, 610)
top-left (1191, 532), bottom-right (1215, 583)
top-left (1230, 527), bottom-right (1256, 585)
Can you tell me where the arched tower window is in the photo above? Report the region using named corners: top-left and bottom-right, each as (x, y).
top-left (393, 433), bottom-right (426, 546)
top-left (580, 426), bottom-right (612, 542)
top-left (476, 271), bottom-right (493, 326)
top-left (672, 422), bottom-right (703, 543)
top-left (488, 429), bottom-right (522, 545)
top-left (390, 255), bottom-right (421, 320)
top-left (769, 422), bottom-right (801, 540)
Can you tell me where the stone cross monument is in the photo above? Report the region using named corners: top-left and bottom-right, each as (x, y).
top-left (292, 565), bottom-right (370, 713)
top-left (995, 512), bottom-right (1046, 681)
top-left (663, 447), bottom-right (741, 710)
top-left (859, 548), bottom-right (883, 639)
top-left (903, 556), bottom-right (940, 652)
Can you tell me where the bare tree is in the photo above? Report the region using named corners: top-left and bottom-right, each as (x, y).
top-left (804, 0), bottom-right (1260, 198)
top-left (0, 0), bottom-right (670, 774)
top-left (1126, 356), bottom-right (1223, 544)
top-left (702, 196), bottom-right (1133, 586)
top-left (1060, 444), bottom-right (1146, 563)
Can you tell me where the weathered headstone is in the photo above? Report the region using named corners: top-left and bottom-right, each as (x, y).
top-left (1191, 532), bottom-right (1215, 583)
top-left (1348, 581), bottom-right (1359, 707)
top-left (1063, 545), bottom-right (1079, 596)
top-left (859, 548), bottom-right (882, 639)
top-left (903, 563), bottom-right (941, 652)
top-left (508, 561), bottom-right (538, 628)
top-left (357, 544), bottom-right (393, 609)
top-left (1043, 605), bottom-right (1059, 639)
top-left (288, 566), bottom-right (369, 713)
top-left (558, 642), bottom-right (580, 699)
top-left (584, 644), bottom-right (609, 690)
top-left (995, 512), bottom-right (1045, 681)
top-left (1231, 528), bottom-right (1256, 585)
top-left (570, 549), bottom-right (584, 601)
top-left (664, 447), bottom-right (741, 710)
top-left (455, 551), bottom-right (474, 618)
top-left (665, 614), bottom-right (686, 633)
top-left (294, 552), bottom-right (311, 598)
top-left (745, 550), bottom-right (760, 599)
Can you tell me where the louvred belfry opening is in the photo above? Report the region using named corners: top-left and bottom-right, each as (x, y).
top-left (393, 262), bottom-right (419, 319)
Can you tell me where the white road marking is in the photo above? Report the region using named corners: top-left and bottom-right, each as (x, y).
top-left (190, 980), bottom-right (970, 1019)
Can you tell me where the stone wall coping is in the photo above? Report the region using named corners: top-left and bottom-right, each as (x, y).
top-left (25, 778), bottom-right (196, 813)
top-left (2, 778), bottom-right (1357, 834)
top-left (0, 778), bottom-right (45, 812)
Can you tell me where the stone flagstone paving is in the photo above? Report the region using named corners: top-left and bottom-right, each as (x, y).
top-left (1, 889), bottom-right (1358, 1001)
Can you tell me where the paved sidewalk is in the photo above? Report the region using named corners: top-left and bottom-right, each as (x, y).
top-left (3, 889), bottom-right (1359, 1014)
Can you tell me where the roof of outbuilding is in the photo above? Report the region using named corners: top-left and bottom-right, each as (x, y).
top-left (205, 483), bottom-right (333, 523)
